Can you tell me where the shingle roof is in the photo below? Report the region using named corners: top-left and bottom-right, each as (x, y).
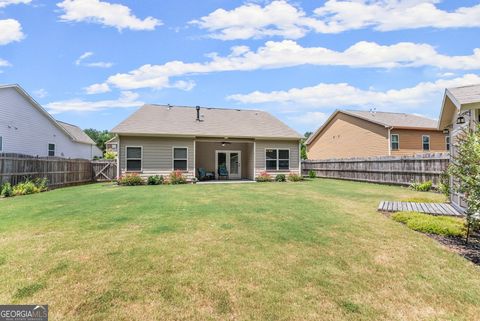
top-left (57, 121), bottom-right (96, 145)
top-left (112, 104), bottom-right (302, 139)
top-left (446, 84), bottom-right (480, 106)
top-left (306, 109), bottom-right (439, 145)
top-left (343, 110), bottom-right (438, 129)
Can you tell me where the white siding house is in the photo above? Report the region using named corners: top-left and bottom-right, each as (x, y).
top-left (0, 84), bottom-right (102, 159)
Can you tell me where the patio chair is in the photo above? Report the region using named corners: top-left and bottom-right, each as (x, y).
top-left (197, 168), bottom-right (215, 181)
top-left (218, 165), bottom-right (229, 180)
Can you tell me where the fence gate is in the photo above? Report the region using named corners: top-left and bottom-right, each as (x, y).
top-left (92, 161), bottom-right (117, 181)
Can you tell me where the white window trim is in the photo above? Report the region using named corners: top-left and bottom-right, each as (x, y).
top-left (48, 143), bottom-right (56, 157)
top-left (0, 136), bottom-right (3, 152)
top-left (390, 134), bottom-right (400, 151)
top-left (265, 148), bottom-right (290, 171)
top-left (422, 135), bottom-right (430, 151)
top-left (125, 145), bottom-right (143, 172)
top-left (172, 146), bottom-right (189, 171)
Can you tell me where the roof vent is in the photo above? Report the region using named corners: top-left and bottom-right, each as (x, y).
top-left (196, 106), bottom-right (201, 122)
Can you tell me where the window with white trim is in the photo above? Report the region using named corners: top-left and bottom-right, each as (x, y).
top-left (391, 134), bottom-right (399, 150)
top-left (0, 136), bottom-right (3, 152)
top-left (266, 149), bottom-right (290, 170)
top-left (126, 146), bottom-right (142, 171)
top-left (48, 143), bottom-right (55, 157)
top-left (173, 147), bottom-right (188, 171)
top-left (422, 135), bottom-right (430, 151)
top-left (446, 136), bottom-right (450, 151)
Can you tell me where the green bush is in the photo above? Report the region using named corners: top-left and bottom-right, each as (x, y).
top-left (117, 173), bottom-right (144, 186)
top-left (275, 174), bottom-right (286, 182)
top-left (256, 171), bottom-right (273, 182)
top-left (13, 181), bottom-right (40, 196)
top-left (438, 172), bottom-right (450, 197)
top-left (33, 178), bottom-right (48, 192)
top-left (287, 172), bottom-right (303, 182)
top-left (147, 175), bottom-right (164, 185)
top-left (308, 170), bottom-right (316, 179)
top-left (1, 183), bottom-right (13, 198)
top-left (410, 181), bottom-right (433, 192)
top-left (169, 171), bottom-right (187, 185)
top-left (392, 211), bottom-right (465, 237)
top-left (104, 151), bottom-right (117, 160)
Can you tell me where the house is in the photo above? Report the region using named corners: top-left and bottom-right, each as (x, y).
top-left (438, 84), bottom-right (480, 212)
top-left (111, 104), bottom-right (302, 180)
top-left (105, 136), bottom-right (118, 153)
top-left (305, 110), bottom-right (448, 160)
top-left (0, 84), bottom-right (102, 159)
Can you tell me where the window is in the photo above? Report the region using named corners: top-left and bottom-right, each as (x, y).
top-left (48, 143), bottom-right (55, 157)
top-left (391, 134), bottom-right (399, 150)
top-left (173, 147), bottom-right (188, 171)
top-left (265, 148), bottom-right (290, 170)
top-left (422, 135), bottom-right (430, 151)
top-left (446, 136), bottom-right (450, 151)
top-left (0, 136), bottom-right (2, 152)
top-left (126, 146), bottom-right (142, 171)
top-left (110, 143), bottom-right (118, 151)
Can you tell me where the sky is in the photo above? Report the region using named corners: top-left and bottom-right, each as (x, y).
top-left (1, 0), bottom-right (480, 135)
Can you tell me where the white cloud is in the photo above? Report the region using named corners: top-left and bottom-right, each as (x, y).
top-left (89, 40), bottom-right (480, 92)
top-left (0, 0), bottom-right (30, 8)
top-left (57, 0), bottom-right (162, 31)
top-left (0, 58), bottom-right (11, 67)
top-left (288, 112), bottom-right (329, 126)
top-left (33, 88), bottom-right (48, 98)
top-left (75, 51), bottom-right (113, 68)
top-left (85, 83), bottom-right (111, 94)
top-left (0, 19), bottom-right (24, 45)
top-left (45, 91), bottom-right (143, 113)
top-left (192, 0), bottom-right (480, 40)
top-left (228, 74), bottom-right (480, 111)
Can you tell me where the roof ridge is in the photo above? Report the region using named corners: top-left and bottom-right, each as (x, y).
top-left (447, 83), bottom-right (480, 90)
top-left (145, 104), bottom-right (264, 113)
top-left (344, 109), bottom-right (431, 118)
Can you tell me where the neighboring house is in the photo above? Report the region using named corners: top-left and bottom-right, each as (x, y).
top-left (0, 84), bottom-right (102, 159)
top-left (306, 110), bottom-right (448, 160)
top-left (111, 104), bottom-right (302, 180)
top-left (438, 84), bottom-right (480, 212)
top-left (105, 136), bottom-right (118, 153)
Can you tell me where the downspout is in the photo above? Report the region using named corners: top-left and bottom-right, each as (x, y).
top-left (116, 135), bottom-right (121, 179)
top-left (387, 127), bottom-right (392, 156)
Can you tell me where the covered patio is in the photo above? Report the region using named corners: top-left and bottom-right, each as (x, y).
top-left (195, 139), bottom-right (255, 181)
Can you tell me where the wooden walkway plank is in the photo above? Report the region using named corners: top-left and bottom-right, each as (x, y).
top-left (378, 201), bottom-right (464, 217)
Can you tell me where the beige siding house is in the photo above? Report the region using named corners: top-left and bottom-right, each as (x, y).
top-left (306, 110), bottom-right (447, 160)
top-left (438, 84), bottom-right (480, 212)
top-left (112, 105), bottom-right (302, 180)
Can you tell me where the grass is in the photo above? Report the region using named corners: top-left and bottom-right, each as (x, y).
top-left (392, 211), bottom-right (466, 237)
top-left (0, 179), bottom-right (479, 320)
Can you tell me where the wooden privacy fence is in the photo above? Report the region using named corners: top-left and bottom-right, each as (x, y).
top-left (302, 153), bottom-right (449, 186)
top-left (0, 153), bottom-right (118, 188)
top-left (92, 160), bottom-right (117, 181)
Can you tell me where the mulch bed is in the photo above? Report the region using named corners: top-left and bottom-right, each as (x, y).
top-left (427, 234), bottom-right (480, 266)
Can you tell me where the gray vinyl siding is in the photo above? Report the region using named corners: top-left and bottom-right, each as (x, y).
top-left (255, 140), bottom-right (301, 175)
top-left (0, 87), bottom-right (96, 159)
top-left (119, 136), bottom-right (195, 177)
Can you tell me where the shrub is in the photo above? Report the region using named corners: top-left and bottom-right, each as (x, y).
top-left (33, 178), bottom-right (48, 192)
top-left (410, 181), bottom-right (432, 192)
top-left (256, 171), bottom-right (272, 182)
top-left (287, 172), bottom-right (303, 182)
top-left (147, 175), bottom-right (164, 185)
top-left (275, 174), bottom-right (286, 182)
top-left (308, 170), bottom-right (316, 179)
top-left (392, 212), bottom-right (465, 237)
top-left (104, 151), bottom-right (117, 160)
top-left (437, 171), bottom-right (450, 197)
top-left (1, 183), bottom-right (13, 198)
top-left (117, 173), bottom-right (144, 186)
top-left (13, 180), bottom-right (40, 196)
top-left (169, 170), bottom-right (187, 185)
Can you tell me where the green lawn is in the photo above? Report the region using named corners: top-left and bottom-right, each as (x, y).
top-left (0, 179), bottom-right (479, 321)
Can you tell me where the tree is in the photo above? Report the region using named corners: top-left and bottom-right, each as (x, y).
top-left (448, 125), bottom-right (480, 243)
top-left (84, 129), bottom-right (114, 152)
top-left (301, 131), bottom-right (312, 160)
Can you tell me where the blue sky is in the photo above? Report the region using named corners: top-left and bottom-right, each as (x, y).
top-left (1, 0), bottom-right (480, 135)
